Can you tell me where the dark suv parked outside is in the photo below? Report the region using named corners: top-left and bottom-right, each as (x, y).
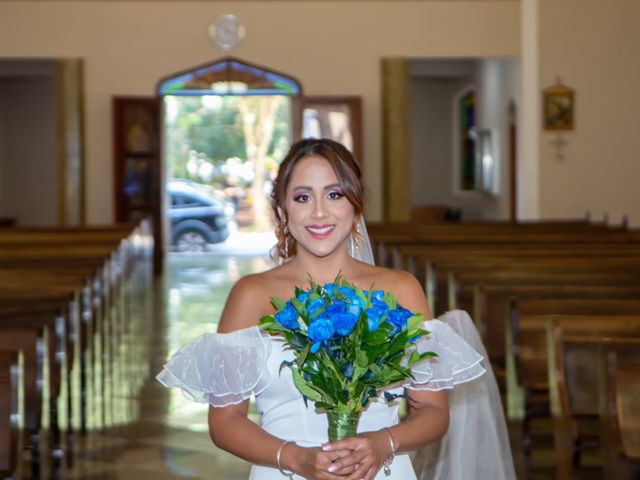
top-left (168, 179), bottom-right (235, 252)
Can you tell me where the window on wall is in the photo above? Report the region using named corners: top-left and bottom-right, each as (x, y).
top-left (457, 88), bottom-right (477, 191)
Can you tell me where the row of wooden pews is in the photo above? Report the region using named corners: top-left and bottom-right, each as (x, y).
top-left (0, 220), bottom-right (154, 479)
top-left (368, 220), bottom-right (640, 479)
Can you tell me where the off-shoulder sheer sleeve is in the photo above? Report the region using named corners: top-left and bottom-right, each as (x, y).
top-left (156, 326), bottom-right (272, 407)
top-left (405, 310), bottom-right (486, 391)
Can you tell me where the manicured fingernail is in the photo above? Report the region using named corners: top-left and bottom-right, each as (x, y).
top-left (328, 464), bottom-right (337, 473)
top-left (321, 443), bottom-right (332, 451)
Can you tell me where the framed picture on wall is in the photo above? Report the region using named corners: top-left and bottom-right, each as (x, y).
top-left (543, 82), bottom-right (575, 131)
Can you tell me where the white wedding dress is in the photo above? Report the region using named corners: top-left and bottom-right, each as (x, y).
top-left (157, 315), bottom-right (486, 480)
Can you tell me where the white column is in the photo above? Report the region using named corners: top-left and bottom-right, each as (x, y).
top-left (519, 0), bottom-right (540, 219)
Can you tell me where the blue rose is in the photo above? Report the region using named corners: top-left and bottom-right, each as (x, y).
top-left (275, 302), bottom-right (299, 330)
top-left (387, 306), bottom-right (413, 334)
top-left (371, 290), bottom-right (385, 301)
top-left (323, 283), bottom-right (337, 298)
top-left (365, 306), bottom-right (387, 332)
top-left (332, 312), bottom-right (358, 336)
top-left (387, 310), bottom-right (404, 332)
top-left (344, 298), bottom-right (362, 318)
top-left (296, 291), bottom-right (310, 304)
top-left (308, 297), bottom-right (325, 318)
top-left (325, 300), bottom-right (346, 315)
top-left (371, 297), bottom-right (389, 310)
top-left (337, 286), bottom-right (356, 299)
top-left (308, 316), bottom-right (334, 353)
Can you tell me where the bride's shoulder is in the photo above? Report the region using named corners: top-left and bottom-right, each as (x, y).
top-left (360, 266), bottom-right (429, 314)
top-left (217, 271), bottom-right (278, 333)
top-left (359, 264), bottom-right (420, 289)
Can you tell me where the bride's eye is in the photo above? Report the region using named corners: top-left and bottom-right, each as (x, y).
top-left (293, 193), bottom-right (311, 203)
top-left (327, 190), bottom-right (345, 200)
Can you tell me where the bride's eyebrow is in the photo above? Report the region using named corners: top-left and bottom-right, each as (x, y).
top-left (291, 183), bottom-right (342, 192)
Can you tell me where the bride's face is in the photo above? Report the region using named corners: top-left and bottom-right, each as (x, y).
top-left (285, 155), bottom-right (355, 260)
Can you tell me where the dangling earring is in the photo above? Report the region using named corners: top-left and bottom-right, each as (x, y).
top-left (283, 223), bottom-right (289, 258)
top-left (353, 222), bottom-right (360, 257)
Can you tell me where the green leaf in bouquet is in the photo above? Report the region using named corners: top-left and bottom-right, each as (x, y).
top-left (383, 292), bottom-right (397, 309)
top-left (353, 364), bottom-right (368, 382)
top-left (407, 313), bottom-right (425, 333)
top-left (290, 331), bottom-right (309, 349)
top-left (363, 344), bottom-right (383, 364)
top-left (355, 288), bottom-right (369, 307)
top-left (296, 344), bottom-right (310, 369)
top-left (291, 367), bottom-right (327, 404)
top-left (416, 350), bottom-right (437, 362)
top-left (271, 297), bottom-right (286, 311)
top-left (302, 357), bottom-right (322, 375)
top-left (279, 360), bottom-right (295, 375)
top-left (259, 317), bottom-right (289, 335)
top-left (363, 328), bottom-right (390, 346)
top-left (361, 386), bottom-right (378, 407)
top-left (315, 401), bottom-right (332, 410)
top-left (292, 298), bottom-right (306, 315)
top-left (355, 350), bottom-right (369, 368)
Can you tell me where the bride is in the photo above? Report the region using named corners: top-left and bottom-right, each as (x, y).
top-left (158, 138), bottom-right (515, 480)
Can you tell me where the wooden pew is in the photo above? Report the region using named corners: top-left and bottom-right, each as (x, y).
top-left (507, 314), bottom-right (640, 477)
top-left (546, 323), bottom-right (640, 479)
top-left (0, 350), bottom-right (23, 480)
top-left (429, 256), bottom-right (640, 313)
top-left (603, 348), bottom-right (640, 479)
top-left (477, 285), bottom-right (640, 372)
top-left (0, 326), bottom-right (47, 478)
top-left (508, 306), bottom-right (640, 417)
top-left (0, 306), bottom-right (72, 472)
top-left (367, 222), bottom-right (635, 267)
top-left (0, 222), bottom-right (153, 476)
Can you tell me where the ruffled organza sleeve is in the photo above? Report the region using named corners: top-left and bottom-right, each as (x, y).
top-left (156, 326), bottom-right (272, 407)
top-left (405, 310), bottom-right (486, 391)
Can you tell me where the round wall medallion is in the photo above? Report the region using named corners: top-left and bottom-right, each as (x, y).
top-left (209, 14), bottom-right (245, 51)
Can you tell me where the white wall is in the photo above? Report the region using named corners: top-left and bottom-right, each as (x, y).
top-left (0, 75), bottom-right (57, 225)
top-left (0, 0), bottom-right (520, 223)
top-left (538, 0), bottom-right (640, 226)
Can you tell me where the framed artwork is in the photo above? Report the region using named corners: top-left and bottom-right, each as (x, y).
top-left (543, 82), bottom-right (575, 131)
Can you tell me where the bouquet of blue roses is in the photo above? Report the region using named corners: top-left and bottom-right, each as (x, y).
top-left (259, 276), bottom-right (435, 441)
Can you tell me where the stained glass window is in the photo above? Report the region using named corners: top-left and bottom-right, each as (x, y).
top-left (159, 58), bottom-right (301, 96)
top-left (459, 90), bottom-right (476, 191)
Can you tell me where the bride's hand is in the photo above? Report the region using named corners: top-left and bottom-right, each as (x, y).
top-left (320, 430), bottom-right (391, 480)
top-left (292, 445), bottom-right (359, 479)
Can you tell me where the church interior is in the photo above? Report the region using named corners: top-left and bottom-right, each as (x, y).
top-left (1, 0), bottom-right (640, 479)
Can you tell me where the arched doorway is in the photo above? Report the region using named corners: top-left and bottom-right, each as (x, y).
top-left (158, 57), bottom-right (302, 254)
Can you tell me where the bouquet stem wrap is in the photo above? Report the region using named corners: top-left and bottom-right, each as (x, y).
top-left (327, 411), bottom-right (360, 441)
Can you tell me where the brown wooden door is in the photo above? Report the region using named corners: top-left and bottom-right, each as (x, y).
top-left (112, 96), bottom-right (163, 274)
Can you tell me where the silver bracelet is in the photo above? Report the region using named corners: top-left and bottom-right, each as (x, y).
top-left (382, 427), bottom-right (398, 476)
top-left (276, 440), bottom-right (295, 479)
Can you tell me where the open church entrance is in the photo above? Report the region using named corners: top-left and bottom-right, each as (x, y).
top-left (160, 58), bottom-right (301, 255)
